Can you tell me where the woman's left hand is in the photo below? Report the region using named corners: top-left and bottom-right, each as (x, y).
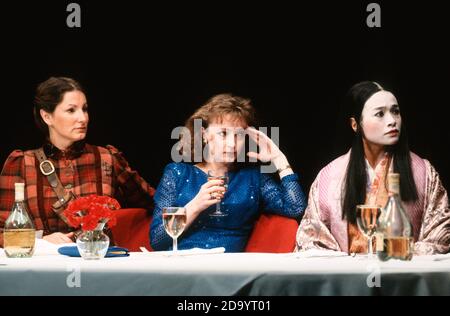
top-left (246, 127), bottom-right (283, 163)
top-left (246, 127), bottom-right (293, 177)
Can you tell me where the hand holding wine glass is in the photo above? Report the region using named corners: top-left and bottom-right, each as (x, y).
top-left (356, 204), bottom-right (381, 259)
top-left (162, 207), bottom-right (187, 254)
top-left (207, 170), bottom-right (229, 217)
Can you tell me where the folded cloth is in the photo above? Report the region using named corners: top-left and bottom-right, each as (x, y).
top-left (33, 239), bottom-right (75, 256)
top-left (294, 249), bottom-right (349, 259)
top-left (140, 247), bottom-right (226, 256)
top-left (58, 246), bottom-right (130, 257)
top-left (412, 253), bottom-right (450, 262)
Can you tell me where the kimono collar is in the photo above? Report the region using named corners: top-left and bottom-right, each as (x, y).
top-left (364, 152), bottom-right (393, 185)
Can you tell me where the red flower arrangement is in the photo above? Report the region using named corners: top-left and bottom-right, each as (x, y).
top-left (63, 195), bottom-right (121, 231)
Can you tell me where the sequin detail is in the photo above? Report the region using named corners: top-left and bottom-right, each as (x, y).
top-left (151, 163), bottom-right (306, 252)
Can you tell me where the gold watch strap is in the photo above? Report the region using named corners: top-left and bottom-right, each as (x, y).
top-left (277, 164), bottom-right (292, 173)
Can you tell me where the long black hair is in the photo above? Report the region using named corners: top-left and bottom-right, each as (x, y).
top-left (342, 81), bottom-right (418, 223)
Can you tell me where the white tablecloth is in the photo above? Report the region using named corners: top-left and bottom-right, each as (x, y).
top-left (1, 249), bottom-right (450, 295)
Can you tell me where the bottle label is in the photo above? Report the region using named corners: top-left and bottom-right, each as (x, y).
top-left (376, 232), bottom-right (384, 251)
top-left (15, 187), bottom-right (25, 201)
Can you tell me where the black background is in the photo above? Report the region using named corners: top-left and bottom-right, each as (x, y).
top-left (1, 1), bottom-right (449, 192)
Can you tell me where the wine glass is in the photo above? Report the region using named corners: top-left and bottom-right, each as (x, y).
top-left (356, 204), bottom-right (381, 259)
top-left (162, 207), bottom-right (187, 254)
top-left (207, 170), bottom-right (229, 217)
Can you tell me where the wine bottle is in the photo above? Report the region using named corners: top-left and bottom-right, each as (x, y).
top-left (376, 173), bottom-right (414, 261)
top-left (3, 183), bottom-right (36, 258)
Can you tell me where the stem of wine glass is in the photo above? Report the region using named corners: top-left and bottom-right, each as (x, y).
top-left (216, 200), bottom-right (221, 212)
top-left (367, 235), bottom-right (374, 259)
top-left (173, 237), bottom-right (178, 253)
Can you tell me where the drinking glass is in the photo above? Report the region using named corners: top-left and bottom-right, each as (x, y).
top-left (356, 204), bottom-right (381, 259)
top-left (207, 170), bottom-right (229, 217)
top-left (162, 207), bottom-right (187, 253)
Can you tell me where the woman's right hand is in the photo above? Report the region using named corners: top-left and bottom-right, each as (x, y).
top-left (185, 179), bottom-right (226, 216)
top-left (43, 232), bottom-right (75, 244)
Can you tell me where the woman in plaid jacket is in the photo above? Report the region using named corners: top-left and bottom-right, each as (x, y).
top-left (0, 77), bottom-right (155, 246)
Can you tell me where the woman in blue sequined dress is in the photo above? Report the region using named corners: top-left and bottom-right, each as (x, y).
top-left (150, 94), bottom-right (307, 252)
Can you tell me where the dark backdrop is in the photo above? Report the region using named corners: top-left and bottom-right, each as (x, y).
top-left (1, 1), bottom-right (449, 192)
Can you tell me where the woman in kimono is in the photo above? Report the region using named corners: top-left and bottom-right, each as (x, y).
top-left (296, 81), bottom-right (450, 255)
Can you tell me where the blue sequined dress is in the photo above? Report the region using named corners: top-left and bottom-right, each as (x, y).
top-left (150, 163), bottom-right (306, 252)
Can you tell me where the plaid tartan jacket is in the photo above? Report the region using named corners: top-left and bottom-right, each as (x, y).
top-left (0, 142), bottom-right (155, 246)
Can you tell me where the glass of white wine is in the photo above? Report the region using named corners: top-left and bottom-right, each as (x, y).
top-left (356, 204), bottom-right (381, 259)
top-left (207, 170), bottom-right (229, 217)
top-left (162, 207), bottom-right (187, 254)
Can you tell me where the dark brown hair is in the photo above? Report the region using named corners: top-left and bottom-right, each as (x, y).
top-left (33, 77), bottom-right (85, 136)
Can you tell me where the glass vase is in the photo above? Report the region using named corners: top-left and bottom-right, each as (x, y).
top-left (76, 223), bottom-right (110, 260)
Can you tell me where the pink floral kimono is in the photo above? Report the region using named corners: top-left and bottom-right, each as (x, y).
top-left (295, 150), bottom-right (450, 255)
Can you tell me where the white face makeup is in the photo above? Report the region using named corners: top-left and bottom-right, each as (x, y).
top-left (203, 114), bottom-right (247, 163)
top-left (360, 90), bottom-right (402, 146)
